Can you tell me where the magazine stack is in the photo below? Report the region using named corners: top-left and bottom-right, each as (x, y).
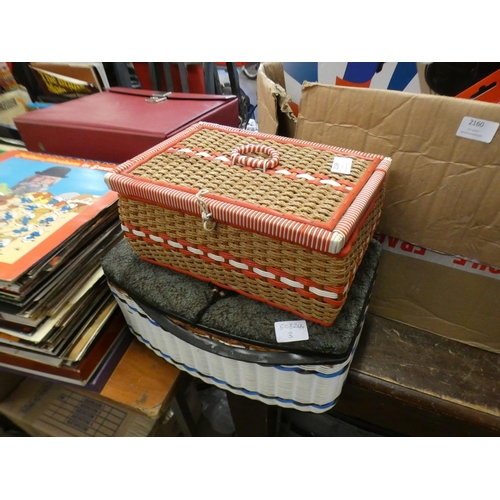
top-left (0, 150), bottom-right (130, 387)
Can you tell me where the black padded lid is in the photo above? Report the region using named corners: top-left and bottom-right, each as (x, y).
top-left (101, 238), bottom-right (382, 361)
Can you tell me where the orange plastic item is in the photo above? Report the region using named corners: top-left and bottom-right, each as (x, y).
top-left (335, 75), bottom-right (372, 88)
top-left (456, 69), bottom-right (500, 103)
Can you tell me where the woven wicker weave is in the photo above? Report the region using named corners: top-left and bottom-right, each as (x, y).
top-left (106, 122), bottom-right (391, 326)
top-left (109, 282), bottom-right (367, 413)
top-left (119, 190), bottom-right (383, 325)
top-left (130, 127), bottom-right (374, 223)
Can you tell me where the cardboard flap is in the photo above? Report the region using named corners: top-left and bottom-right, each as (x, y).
top-left (256, 63), bottom-right (296, 137)
top-left (296, 83), bottom-right (500, 267)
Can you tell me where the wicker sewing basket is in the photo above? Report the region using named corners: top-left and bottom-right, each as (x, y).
top-left (105, 122), bottom-right (391, 326)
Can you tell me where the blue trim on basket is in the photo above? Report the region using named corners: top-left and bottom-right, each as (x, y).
top-left (127, 325), bottom-right (338, 411)
top-left (273, 364), bottom-right (348, 378)
top-left (111, 291), bottom-right (356, 379)
top-left (112, 289), bottom-right (354, 378)
top-left (110, 292), bottom-right (159, 327)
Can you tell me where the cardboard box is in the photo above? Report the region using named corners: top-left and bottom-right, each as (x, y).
top-left (370, 234), bottom-right (500, 353)
top-left (257, 62), bottom-right (500, 352)
top-left (0, 376), bottom-right (202, 437)
top-left (257, 62), bottom-right (430, 139)
top-left (258, 63), bottom-right (500, 268)
top-left (257, 62), bottom-right (297, 139)
top-left (0, 372), bottom-right (25, 401)
top-left (295, 83), bottom-right (500, 268)
top-left (0, 379), bottom-right (157, 437)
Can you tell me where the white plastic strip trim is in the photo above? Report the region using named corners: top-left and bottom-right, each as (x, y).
top-left (328, 232), bottom-right (346, 255)
top-left (320, 179), bottom-right (342, 187)
top-left (207, 253), bottom-right (225, 262)
top-left (149, 235), bottom-right (164, 243)
top-left (253, 268), bottom-right (276, 279)
top-left (167, 240), bottom-right (183, 249)
top-left (229, 259), bottom-right (249, 270)
top-left (309, 287), bottom-right (339, 299)
top-left (296, 173), bottom-right (316, 181)
top-left (126, 233), bottom-right (343, 298)
top-left (279, 277), bottom-right (305, 289)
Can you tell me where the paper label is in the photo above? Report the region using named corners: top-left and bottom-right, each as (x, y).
top-left (456, 116), bottom-right (499, 144)
top-left (274, 320), bottom-right (309, 343)
top-left (331, 157), bottom-right (352, 175)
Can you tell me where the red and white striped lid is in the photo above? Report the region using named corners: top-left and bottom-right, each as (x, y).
top-left (105, 122), bottom-right (391, 255)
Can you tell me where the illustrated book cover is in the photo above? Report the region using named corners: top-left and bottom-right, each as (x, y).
top-left (0, 150), bottom-right (119, 283)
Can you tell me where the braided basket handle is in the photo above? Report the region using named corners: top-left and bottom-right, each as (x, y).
top-left (230, 144), bottom-right (280, 173)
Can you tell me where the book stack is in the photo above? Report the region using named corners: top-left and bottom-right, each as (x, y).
top-left (0, 149), bottom-right (130, 387)
top-left (28, 62), bottom-right (110, 102)
top-left (0, 62), bottom-right (32, 143)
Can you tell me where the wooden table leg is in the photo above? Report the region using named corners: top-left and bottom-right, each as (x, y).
top-left (226, 392), bottom-right (279, 436)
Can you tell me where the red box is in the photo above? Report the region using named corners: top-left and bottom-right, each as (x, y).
top-left (14, 87), bottom-right (239, 164)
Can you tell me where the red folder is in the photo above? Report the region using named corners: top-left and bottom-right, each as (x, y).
top-left (14, 87), bottom-right (240, 164)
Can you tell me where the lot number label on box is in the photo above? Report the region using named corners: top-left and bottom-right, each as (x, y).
top-left (274, 320), bottom-right (309, 343)
top-left (456, 116), bottom-right (499, 144)
top-left (331, 157), bottom-right (353, 175)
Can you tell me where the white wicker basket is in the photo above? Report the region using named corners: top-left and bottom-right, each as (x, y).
top-left (108, 282), bottom-right (368, 414)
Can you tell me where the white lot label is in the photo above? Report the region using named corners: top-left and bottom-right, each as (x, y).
top-left (274, 320), bottom-right (309, 343)
top-left (456, 116), bottom-right (499, 144)
top-left (331, 157), bottom-right (353, 175)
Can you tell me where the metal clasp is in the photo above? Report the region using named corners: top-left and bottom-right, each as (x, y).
top-left (145, 92), bottom-right (171, 103)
